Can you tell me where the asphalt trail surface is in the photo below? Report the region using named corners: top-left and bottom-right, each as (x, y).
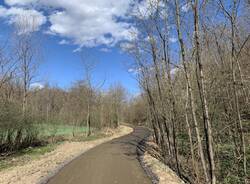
top-left (46, 127), bottom-right (152, 184)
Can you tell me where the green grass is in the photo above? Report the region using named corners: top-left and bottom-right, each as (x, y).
top-left (0, 124), bottom-right (88, 142)
top-left (38, 124), bottom-right (87, 137)
top-left (0, 124), bottom-right (103, 171)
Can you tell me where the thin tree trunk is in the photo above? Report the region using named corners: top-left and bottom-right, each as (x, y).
top-left (149, 36), bottom-right (171, 155)
top-left (164, 39), bottom-right (180, 176)
top-left (185, 84), bottom-right (198, 182)
top-left (230, 1), bottom-right (247, 180)
top-left (193, 1), bottom-right (216, 183)
top-left (86, 101), bottom-right (91, 137)
top-left (143, 70), bottom-right (166, 154)
top-left (174, 0), bottom-right (209, 182)
top-left (149, 109), bottom-right (160, 145)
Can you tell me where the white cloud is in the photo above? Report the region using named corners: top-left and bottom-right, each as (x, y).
top-left (132, 0), bottom-right (152, 18)
top-left (59, 39), bottom-right (69, 45)
top-left (30, 82), bottom-right (44, 90)
top-left (5, 0), bottom-right (38, 6)
top-left (131, 0), bottom-right (165, 19)
top-left (120, 42), bottom-right (135, 52)
top-left (3, 0), bottom-right (139, 48)
top-left (128, 68), bottom-right (135, 73)
top-left (0, 5), bottom-right (46, 33)
top-left (73, 47), bottom-right (82, 53)
top-left (128, 67), bottom-right (142, 74)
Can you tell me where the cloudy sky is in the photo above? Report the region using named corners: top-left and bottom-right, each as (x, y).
top-left (0, 0), bottom-right (158, 93)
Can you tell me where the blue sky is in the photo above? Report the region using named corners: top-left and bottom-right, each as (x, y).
top-left (0, 0), bottom-right (243, 94)
top-left (0, 0), bottom-right (141, 94)
top-left (38, 33), bottom-right (138, 93)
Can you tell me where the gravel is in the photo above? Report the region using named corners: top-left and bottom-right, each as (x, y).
top-left (140, 145), bottom-right (184, 184)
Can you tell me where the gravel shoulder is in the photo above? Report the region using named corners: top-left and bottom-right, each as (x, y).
top-left (0, 125), bottom-right (133, 184)
top-left (139, 138), bottom-right (184, 184)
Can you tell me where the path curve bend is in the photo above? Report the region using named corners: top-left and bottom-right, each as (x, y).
top-left (46, 127), bottom-right (152, 184)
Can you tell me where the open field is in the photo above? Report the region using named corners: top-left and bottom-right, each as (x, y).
top-left (0, 124), bottom-right (99, 172)
top-left (38, 124), bottom-right (88, 137)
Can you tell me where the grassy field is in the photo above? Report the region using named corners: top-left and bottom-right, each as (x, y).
top-left (0, 124), bottom-right (103, 171)
top-left (38, 124), bottom-right (88, 137)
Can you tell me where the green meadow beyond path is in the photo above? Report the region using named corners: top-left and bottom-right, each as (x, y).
top-left (46, 127), bottom-right (152, 184)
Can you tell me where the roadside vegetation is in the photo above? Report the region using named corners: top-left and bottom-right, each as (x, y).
top-left (123, 0), bottom-right (250, 184)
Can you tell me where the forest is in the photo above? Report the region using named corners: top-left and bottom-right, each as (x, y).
top-left (124, 0), bottom-right (250, 183)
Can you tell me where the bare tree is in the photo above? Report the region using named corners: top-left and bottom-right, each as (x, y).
top-left (174, 0), bottom-right (209, 182)
top-left (192, 0), bottom-right (216, 183)
top-left (218, 0), bottom-right (248, 182)
top-left (80, 52), bottom-right (97, 137)
top-left (13, 15), bottom-right (42, 146)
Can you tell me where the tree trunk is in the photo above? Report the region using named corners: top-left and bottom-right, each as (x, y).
top-left (193, 1), bottom-right (216, 183)
top-left (174, 0), bottom-right (209, 182)
top-left (86, 102), bottom-right (91, 137)
top-left (230, 2), bottom-right (247, 180)
top-left (164, 39), bottom-right (180, 176)
top-left (185, 84), bottom-right (198, 182)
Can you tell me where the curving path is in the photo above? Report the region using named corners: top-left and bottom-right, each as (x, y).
top-left (46, 127), bottom-right (152, 184)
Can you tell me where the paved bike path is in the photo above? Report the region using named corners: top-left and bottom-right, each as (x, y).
top-left (46, 127), bottom-right (152, 184)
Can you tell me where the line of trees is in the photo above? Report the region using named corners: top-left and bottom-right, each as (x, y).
top-left (125, 0), bottom-right (249, 183)
top-left (0, 16), bottom-right (127, 154)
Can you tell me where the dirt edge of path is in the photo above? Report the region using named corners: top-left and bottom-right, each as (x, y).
top-left (139, 138), bottom-right (184, 184)
top-left (0, 125), bottom-right (133, 184)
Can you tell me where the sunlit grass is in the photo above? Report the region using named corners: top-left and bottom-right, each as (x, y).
top-left (38, 124), bottom-right (87, 137)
